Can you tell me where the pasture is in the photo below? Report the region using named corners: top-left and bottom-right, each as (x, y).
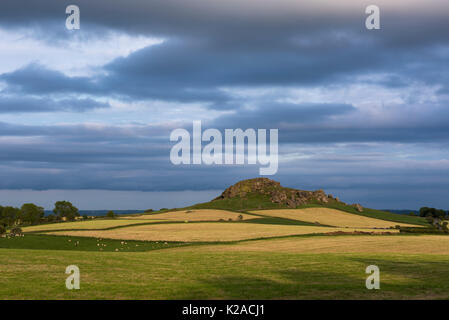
top-left (1, 234), bottom-right (449, 299)
top-left (1, 205), bottom-right (447, 300)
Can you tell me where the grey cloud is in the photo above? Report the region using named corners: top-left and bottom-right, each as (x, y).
top-left (0, 95), bottom-right (109, 113)
top-left (0, 64), bottom-right (96, 95)
top-left (1, 0), bottom-right (448, 48)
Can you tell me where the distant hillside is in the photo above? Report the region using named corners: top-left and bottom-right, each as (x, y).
top-left (190, 178), bottom-right (429, 226)
top-left (386, 209), bottom-right (419, 215)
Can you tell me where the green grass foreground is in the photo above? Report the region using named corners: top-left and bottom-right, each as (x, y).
top-left (0, 234), bottom-right (191, 252)
top-left (1, 235), bottom-right (449, 299)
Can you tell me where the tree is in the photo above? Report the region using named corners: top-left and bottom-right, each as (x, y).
top-left (419, 207), bottom-right (446, 219)
top-left (0, 225), bottom-right (6, 235)
top-left (20, 203), bottom-right (44, 225)
top-left (106, 210), bottom-right (115, 218)
top-left (53, 201), bottom-right (79, 221)
top-left (420, 207), bottom-right (449, 231)
top-left (1, 206), bottom-right (20, 226)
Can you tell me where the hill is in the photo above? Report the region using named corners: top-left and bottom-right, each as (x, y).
top-left (190, 178), bottom-right (429, 226)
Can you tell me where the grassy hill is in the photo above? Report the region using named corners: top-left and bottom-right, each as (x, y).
top-left (2, 178), bottom-right (448, 300)
top-left (188, 178), bottom-right (429, 226)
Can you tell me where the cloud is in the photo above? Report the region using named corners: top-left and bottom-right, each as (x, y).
top-left (0, 95), bottom-right (109, 113)
top-left (0, 0), bottom-right (448, 209)
top-left (0, 64), bottom-right (96, 95)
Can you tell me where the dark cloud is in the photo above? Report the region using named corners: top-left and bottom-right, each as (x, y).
top-left (0, 64), bottom-right (96, 95)
top-left (0, 0), bottom-right (448, 209)
top-left (210, 102), bottom-right (356, 129)
top-left (1, 0), bottom-right (448, 47)
top-left (2, 39), bottom-right (445, 108)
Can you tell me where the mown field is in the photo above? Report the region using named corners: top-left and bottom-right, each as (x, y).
top-left (1, 207), bottom-right (447, 300)
top-left (43, 223), bottom-right (398, 242)
top-left (22, 219), bottom-right (165, 232)
top-left (250, 208), bottom-right (419, 228)
top-left (1, 234), bottom-right (449, 299)
top-left (119, 209), bottom-right (257, 221)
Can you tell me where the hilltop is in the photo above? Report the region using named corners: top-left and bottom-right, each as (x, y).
top-left (194, 177), bottom-right (362, 211)
top-left (214, 177), bottom-right (360, 208)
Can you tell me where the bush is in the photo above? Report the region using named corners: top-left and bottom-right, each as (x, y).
top-left (10, 227), bottom-right (22, 235)
top-left (237, 214), bottom-right (243, 221)
top-left (106, 211), bottom-right (115, 218)
top-left (0, 225), bottom-right (6, 235)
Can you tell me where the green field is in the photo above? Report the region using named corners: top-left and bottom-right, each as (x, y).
top-left (1, 198), bottom-right (447, 300)
top-left (1, 235), bottom-right (449, 299)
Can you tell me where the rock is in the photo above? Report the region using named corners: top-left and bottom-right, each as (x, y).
top-left (351, 203), bottom-right (364, 212)
top-left (215, 178), bottom-right (339, 208)
top-left (286, 199), bottom-right (296, 208)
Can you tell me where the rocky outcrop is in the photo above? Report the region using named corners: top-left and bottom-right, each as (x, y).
top-left (214, 178), bottom-right (341, 208)
top-left (351, 203), bottom-right (364, 212)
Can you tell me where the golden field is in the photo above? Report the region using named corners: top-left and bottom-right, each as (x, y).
top-left (44, 222), bottom-right (398, 242)
top-left (193, 234), bottom-right (449, 255)
top-left (250, 208), bottom-right (419, 228)
top-left (22, 219), bottom-right (164, 232)
top-left (120, 209), bottom-right (257, 221)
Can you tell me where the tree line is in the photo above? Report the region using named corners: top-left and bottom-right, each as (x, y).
top-left (419, 207), bottom-right (449, 231)
top-left (0, 201), bottom-right (80, 228)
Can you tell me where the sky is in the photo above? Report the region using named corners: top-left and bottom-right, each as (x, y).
top-left (0, 0), bottom-right (449, 210)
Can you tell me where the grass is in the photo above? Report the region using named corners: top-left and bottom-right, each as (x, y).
top-left (1, 246), bottom-right (449, 299)
top-left (250, 208), bottom-right (420, 228)
top-left (0, 234), bottom-right (191, 252)
top-left (0, 188), bottom-right (442, 300)
top-left (190, 193), bottom-right (284, 211)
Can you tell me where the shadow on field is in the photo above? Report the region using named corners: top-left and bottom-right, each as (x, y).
top-left (195, 257), bottom-right (449, 300)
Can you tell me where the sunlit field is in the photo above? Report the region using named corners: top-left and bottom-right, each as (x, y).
top-left (1, 234), bottom-right (449, 299)
top-left (120, 209), bottom-right (258, 221)
top-left (250, 208), bottom-right (420, 229)
top-left (22, 219), bottom-right (165, 232)
top-left (44, 222), bottom-right (398, 242)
